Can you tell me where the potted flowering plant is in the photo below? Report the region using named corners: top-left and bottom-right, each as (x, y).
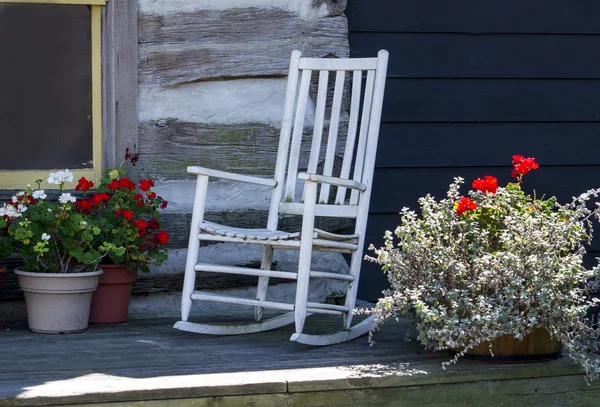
top-left (0, 207), bottom-right (16, 289)
top-left (75, 149), bottom-right (169, 323)
top-left (367, 155), bottom-right (600, 382)
top-left (6, 170), bottom-right (113, 333)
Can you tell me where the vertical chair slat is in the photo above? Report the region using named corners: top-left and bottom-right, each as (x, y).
top-left (267, 50), bottom-right (302, 230)
top-left (284, 68), bottom-right (312, 204)
top-left (306, 70), bottom-right (329, 175)
top-left (318, 70), bottom-right (346, 204)
top-left (350, 69), bottom-right (375, 205)
top-left (335, 70), bottom-right (363, 205)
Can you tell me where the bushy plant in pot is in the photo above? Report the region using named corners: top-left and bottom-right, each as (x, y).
top-left (6, 170), bottom-right (114, 333)
top-left (0, 209), bottom-right (16, 289)
top-left (76, 150), bottom-right (169, 323)
top-left (366, 155), bottom-right (600, 382)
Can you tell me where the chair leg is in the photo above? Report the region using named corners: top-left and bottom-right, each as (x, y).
top-left (255, 246), bottom-right (274, 321)
top-left (180, 175), bottom-right (209, 322)
top-left (342, 249), bottom-right (363, 330)
top-left (294, 180), bottom-right (318, 335)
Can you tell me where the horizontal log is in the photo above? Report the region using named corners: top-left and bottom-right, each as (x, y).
top-left (382, 79), bottom-right (600, 123)
top-left (375, 123), bottom-right (600, 168)
top-left (138, 9), bottom-right (348, 86)
top-left (346, 0), bottom-right (600, 34)
top-left (351, 33), bottom-right (600, 79)
top-left (138, 121), bottom-right (347, 180)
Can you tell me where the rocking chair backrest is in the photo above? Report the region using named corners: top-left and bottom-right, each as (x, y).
top-left (267, 50), bottom-right (389, 231)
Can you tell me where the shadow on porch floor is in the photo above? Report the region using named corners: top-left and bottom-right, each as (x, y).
top-left (1, 314), bottom-right (599, 406)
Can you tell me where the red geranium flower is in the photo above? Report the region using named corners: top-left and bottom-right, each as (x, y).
top-left (93, 192), bottom-right (110, 205)
top-left (511, 155), bottom-right (539, 179)
top-left (455, 197), bottom-right (477, 216)
top-left (155, 231), bottom-right (169, 245)
top-left (133, 219), bottom-right (150, 230)
top-left (107, 179), bottom-right (120, 190)
top-left (79, 199), bottom-right (94, 213)
top-left (472, 175), bottom-right (498, 194)
top-left (119, 178), bottom-right (136, 190)
top-left (123, 209), bottom-right (134, 220)
top-left (76, 177), bottom-right (94, 192)
top-left (139, 179), bottom-right (154, 192)
top-left (160, 200), bottom-right (168, 209)
top-left (147, 191), bottom-right (157, 199)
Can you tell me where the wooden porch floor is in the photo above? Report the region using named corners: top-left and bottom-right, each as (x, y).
top-left (1, 315), bottom-right (600, 406)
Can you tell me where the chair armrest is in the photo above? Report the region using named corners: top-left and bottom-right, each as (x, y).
top-left (298, 173), bottom-right (367, 191)
top-left (187, 166), bottom-right (277, 187)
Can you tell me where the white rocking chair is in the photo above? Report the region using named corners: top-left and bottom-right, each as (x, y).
top-left (174, 49), bottom-right (389, 346)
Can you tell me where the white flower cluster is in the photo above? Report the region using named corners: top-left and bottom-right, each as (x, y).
top-left (366, 177), bottom-right (600, 383)
top-left (48, 169), bottom-right (74, 185)
top-left (58, 193), bottom-right (76, 204)
top-left (0, 203), bottom-right (23, 218)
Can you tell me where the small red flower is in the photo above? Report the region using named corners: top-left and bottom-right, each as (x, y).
top-left (27, 195), bottom-right (36, 205)
top-left (155, 231), bottom-right (169, 245)
top-left (107, 179), bottom-right (120, 190)
top-left (160, 200), bottom-right (168, 209)
top-left (147, 191), bottom-right (157, 199)
top-left (93, 192), bottom-right (110, 205)
top-left (136, 200), bottom-right (145, 207)
top-left (133, 219), bottom-right (150, 230)
top-left (511, 155), bottom-right (539, 179)
top-left (114, 208), bottom-right (123, 217)
top-left (133, 193), bottom-right (143, 201)
top-left (119, 178), bottom-right (136, 190)
top-left (79, 199), bottom-right (94, 212)
top-left (139, 179), bottom-right (154, 192)
top-left (472, 175), bottom-right (498, 194)
top-left (123, 209), bottom-right (134, 220)
top-left (76, 177), bottom-right (94, 192)
top-left (455, 197), bottom-right (477, 216)
top-left (149, 218), bottom-right (160, 230)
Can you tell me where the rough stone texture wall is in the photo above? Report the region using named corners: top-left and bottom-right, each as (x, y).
top-left (133, 0), bottom-right (351, 306)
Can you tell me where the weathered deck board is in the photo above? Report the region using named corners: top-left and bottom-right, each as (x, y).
top-left (1, 316), bottom-right (598, 406)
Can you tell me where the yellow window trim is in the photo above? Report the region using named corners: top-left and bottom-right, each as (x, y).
top-left (0, 2), bottom-right (103, 190)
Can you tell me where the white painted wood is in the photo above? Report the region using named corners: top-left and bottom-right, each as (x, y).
top-left (178, 50), bottom-right (389, 346)
top-left (174, 312), bottom-right (296, 335)
top-left (298, 173), bottom-right (366, 191)
top-left (255, 246), bottom-right (274, 321)
top-left (344, 50), bottom-right (389, 330)
top-left (268, 49), bottom-right (302, 231)
top-left (336, 70), bottom-right (363, 204)
top-left (284, 68), bottom-right (313, 203)
top-left (279, 202), bottom-right (359, 218)
top-left (298, 57), bottom-right (378, 71)
top-left (187, 166), bottom-right (276, 187)
top-left (306, 70), bottom-right (329, 175)
top-left (319, 70), bottom-right (346, 204)
top-left (290, 315), bottom-right (376, 346)
top-left (180, 175), bottom-right (209, 322)
top-left (294, 180), bottom-right (318, 334)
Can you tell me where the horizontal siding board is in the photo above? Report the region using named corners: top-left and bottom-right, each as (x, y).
top-left (346, 0), bottom-right (600, 34)
top-left (350, 33), bottom-right (600, 79)
top-left (382, 79), bottom-right (600, 123)
top-left (375, 123), bottom-right (600, 168)
top-left (369, 166), bottom-right (600, 213)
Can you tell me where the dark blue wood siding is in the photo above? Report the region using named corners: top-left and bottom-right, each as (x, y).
top-left (347, 0), bottom-right (600, 300)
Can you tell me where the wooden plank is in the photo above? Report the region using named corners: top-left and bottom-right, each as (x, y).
top-left (102, 0), bottom-right (138, 170)
top-left (138, 9), bottom-right (348, 87)
top-left (374, 123), bottom-right (600, 168)
top-left (381, 79), bottom-right (600, 123)
top-left (350, 33), bottom-right (600, 79)
top-left (346, 0), bottom-right (600, 34)
top-left (370, 165), bottom-right (600, 213)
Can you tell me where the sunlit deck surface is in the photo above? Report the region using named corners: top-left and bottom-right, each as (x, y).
top-left (1, 315), bottom-right (599, 406)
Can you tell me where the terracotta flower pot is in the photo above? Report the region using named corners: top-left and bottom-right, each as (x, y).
top-left (456, 328), bottom-right (562, 363)
top-left (0, 265), bottom-right (5, 289)
top-left (89, 264), bottom-right (137, 324)
top-left (15, 268), bottom-right (103, 334)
